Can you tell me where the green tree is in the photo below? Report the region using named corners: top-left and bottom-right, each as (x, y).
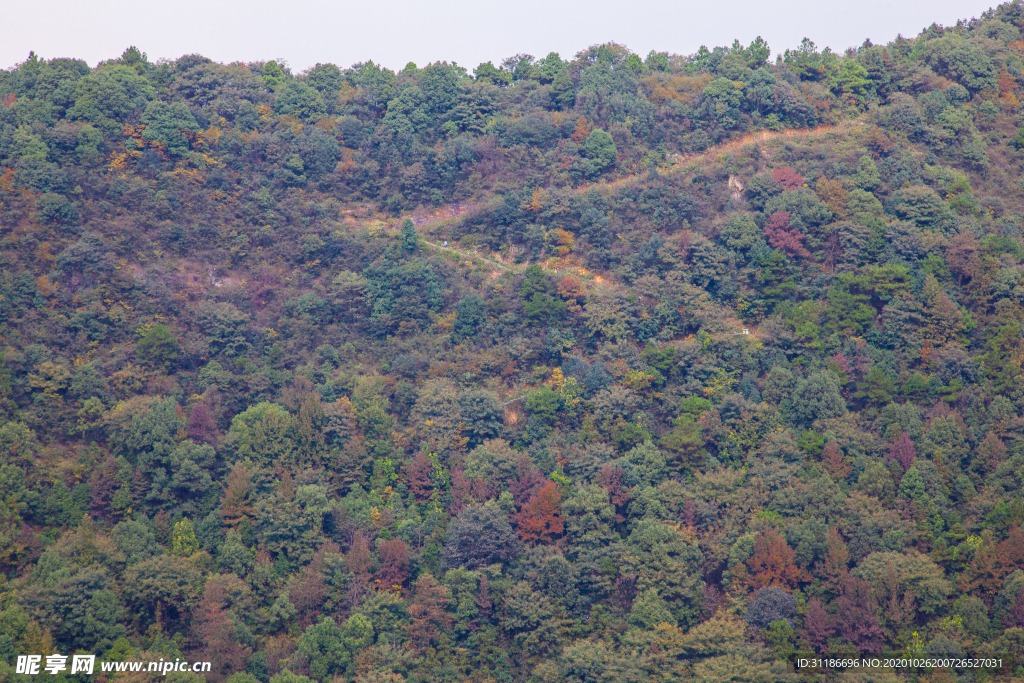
top-left (474, 62), bottom-right (512, 87)
top-left (981, 324), bottom-right (1024, 393)
top-left (701, 77), bottom-right (743, 129)
top-left (628, 587), bottom-right (675, 629)
top-left (828, 59), bottom-right (872, 99)
top-left (11, 125), bottom-right (48, 160)
top-left (172, 518), bottom-right (199, 556)
top-left (550, 69), bottom-right (575, 109)
top-left (525, 387), bottom-right (560, 426)
top-left (756, 251), bottom-right (797, 311)
top-left (719, 212), bottom-right (762, 252)
top-left (226, 402), bottom-right (295, 467)
top-left (136, 324), bottom-right (178, 371)
top-left (400, 218), bottom-right (418, 253)
top-left (791, 371), bottom-right (846, 425)
top-left (580, 128), bottom-right (617, 177)
top-left (452, 294), bottom-right (487, 341)
top-left (268, 672), bottom-right (313, 683)
top-left (924, 36), bottom-right (998, 93)
top-left (420, 61), bottom-right (461, 116)
top-left (37, 569), bottom-right (127, 651)
top-left (662, 414), bottom-right (706, 473)
top-left (141, 101), bottom-right (199, 155)
top-left (352, 60), bottom-right (397, 110)
top-left (66, 65), bottom-right (156, 134)
top-left (763, 188), bottom-right (832, 234)
top-left (823, 275), bottom-right (875, 336)
top-left (191, 301), bottom-right (250, 358)
top-left (620, 520), bottom-right (704, 628)
top-left (498, 581), bottom-right (565, 659)
top-left (350, 375), bottom-right (395, 459)
top-left (304, 63), bottom-right (343, 97)
top-left (442, 501), bottom-right (520, 569)
top-left (886, 185), bottom-right (953, 231)
top-left (274, 80), bottom-right (326, 121)
top-left (254, 484), bottom-right (332, 566)
top-left (260, 61), bottom-right (286, 89)
top-left (460, 392), bottom-right (503, 447)
top-left (619, 441), bottom-right (667, 486)
top-left (743, 37), bottom-right (771, 68)
top-left (852, 551), bottom-right (951, 617)
top-left (561, 485), bottom-right (618, 553)
top-left (111, 518), bottom-right (161, 565)
top-left (856, 366), bottom-right (897, 407)
top-left (296, 616), bottom-right (369, 679)
top-left (36, 192), bottom-right (79, 227)
top-left (121, 555), bottom-right (202, 634)
top-left (520, 265), bottom-right (565, 325)
top-left (853, 154), bottom-right (881, 191)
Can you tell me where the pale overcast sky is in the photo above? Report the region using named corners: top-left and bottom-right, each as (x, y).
top-left (2, 0), bottom-right (1003, 73)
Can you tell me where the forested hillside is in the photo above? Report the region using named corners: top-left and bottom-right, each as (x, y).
top-left (2, 3), bottom-right (1024, 681)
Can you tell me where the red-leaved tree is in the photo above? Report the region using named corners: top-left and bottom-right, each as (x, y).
top-left (829, 352), bottom-right (854, 384)
top-left (822, 441), bottom-right (851, 481)
top-left (88, 457), bottom-right (119, 521)
top-left (220, 463), bottom-right (252, 529)
top-left (476, 574), bottom-right (493, 624)
top-left (772, 167), bottom-right (805, 189)
top-left (510, 456), bottom-right (546, 509)
top-left (946, 231), bottom-right (982, 285)
top-left (598, 464), bottom-right (630, 523)
top-left (1006, 589), bottom-right (1024, 629)
top-left (408, 452), bottom-right (433, 502)
top-left (887, 432), bottom-right (916, 472)
top-left (802, 599), bottom-right (834, 651)
top-left (835, 576), bottom-right (884, 654)
top-left (448, 468), bottom-right (472, 515)
top-left (763, 211), bottom-right (810, 258)
top-left (374, 538), bottom-right (411, 591)
top-left (290, 563), bottom-right (328, 627)
top-left (187, 402), bottom-right (220, 446)
top-left (196, 576), bottom-right (252, 681)
top-left (682, 497), bottom-right (698, 527)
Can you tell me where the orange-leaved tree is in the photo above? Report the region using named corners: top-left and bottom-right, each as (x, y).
top-left (959, 526), bottom-right (1024, 598)
top-left (220, 463), bottom-right (253, 528)
top-left (745, 529), bottom-right (806, 588)
top-left (571, 116), bottom-right (590, 144)
top-left (515, 480), bottom-right (564, 543)
top-left (407, 574), bottom-right (453, 651)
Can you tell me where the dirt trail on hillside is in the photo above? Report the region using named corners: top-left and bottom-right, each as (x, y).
top-left (584, 122), bottom-right (843, 195)
top-left (671, 123), bottom-right (841, 166)
top-left (406, 122), bottom-right (847, 232)
top-left (401, 120), bottom-right (854, 289)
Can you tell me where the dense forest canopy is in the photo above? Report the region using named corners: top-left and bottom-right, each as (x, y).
top-left (2, 3), bottom-right (1024, 682)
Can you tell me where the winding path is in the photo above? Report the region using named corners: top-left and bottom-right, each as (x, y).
top-left (403, 118), bottom-right (856, 286)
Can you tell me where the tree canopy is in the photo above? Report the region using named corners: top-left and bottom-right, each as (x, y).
top-left (2, 6), bottom-right (1024, 680)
